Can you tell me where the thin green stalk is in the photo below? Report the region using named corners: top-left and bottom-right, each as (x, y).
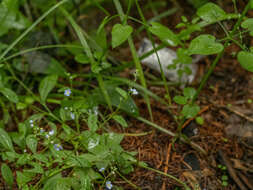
top-left (136, 116), bottom-right (207, 155)
top-left (192, 1), bottom-right (251, 103)
top-left (115, 171), bottom-right (140, 190)
top-left (0, 0), bottom-right (68, 61)
top-left (135, 0), bottom-right (172, 105)
top-left (137, 163), bottom-right (190, 190)
top-left (60, 7), bottom-right (112, 111)
top-left (113, 0), bottom-right (153, 121)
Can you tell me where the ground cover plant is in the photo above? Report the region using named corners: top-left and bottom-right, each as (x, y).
top-left (0, 0), bottom-right (253, 189)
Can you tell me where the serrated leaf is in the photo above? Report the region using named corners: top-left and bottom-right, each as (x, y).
top-left (39, 75), bottom-right (58, 102)
top-left (0, 87), bottom-right (19, 103)
top-left (26, 135), bottom-right (37, 153)
top-left (173, 96), bottom-right (188, 105)
top-left (0, 128), bottom-right (14, 151)
top-left (181, 104), bottom-right (200, 118)
top-left (1, 163), bottom-right (14, 186)
top-left (189, 35), bottom-right (224, 55)
top-left (237, 51), bottom-right (253, 72)
top-left (111, 24), bottom-right (133, 48)
top-left (197, 3), bottom-right (227, 23)
top-left (149, 22), bottom-right (179, 46)
top-left (112, 115), bottom-right (128, 128)
top-left (183, 87), bottom-right (196, 99)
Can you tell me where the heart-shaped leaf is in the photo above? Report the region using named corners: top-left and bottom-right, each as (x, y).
top-left (181, 104), bottom-right (200, 118)
top-left (197, 3), bottom-right (227, 23)
top-left (189, 35), bottom-right (224, 55)
top-left (148, 22), bottom-right (180, 46)
top-left (39, 75), bottom-right (58, 103)
top-left (237, 51), bottom-right (253, 72)
top-left (241, 18), bottom-right (253, 36)
top-left (183, 87), bottom-right (196, 99)
top-left (111, 24), bottom-right (133, 48)
top-left (173, 96), bottom-right (188, 105)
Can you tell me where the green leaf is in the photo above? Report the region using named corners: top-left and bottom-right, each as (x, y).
top-left (149, 22), bottom-right (180, 46)
top-left (189, 35), bottom-right (224, 55)
top-left (237, 51), bottom-right (253, 72)
top-left (111, 24), bottom-right (133, 48)
top-left (39, 75), bottom-right (58, 102)
top-left (183, 87), bottom-right (196, 99)
top-left (88, 113), bottom-right (98, 132)
top-left (0, 87), bottom-right (19, 103)
top-left (251, 0), bottom-right (253, 9)
top-left (241, 18), bottom-right (253, 36)
top-left (26, 135), bottom-right (37, 153)
top-left (0, 128), bottom-right (14, 151)
top-left (181, 104), bottom-right (200, 118)
top-left (75, 54), bottom-right (90, 64)
top-left (1, 163), bottom-right (14, 186)
top-left (0, 0), bottom-right (29, 36)
top-left (174, 48), bottom-right (192, 65)
top-left (116, 87), bottom-right (128, 99)
top-left (195, 116), bottom-right (204, 125)
top-left (173, 96), bottom-right (188, 105)
top-left (16, 171), bottom-right (35, 188)
top-left (112, 115), bottom-right (128, 128)
top-left (197, 3), bottom-right (227, 23)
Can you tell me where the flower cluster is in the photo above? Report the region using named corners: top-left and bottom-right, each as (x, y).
top-left (45, 129), bottom-right (55, 139)
top-left (129, 88), bottom-right (138, 95)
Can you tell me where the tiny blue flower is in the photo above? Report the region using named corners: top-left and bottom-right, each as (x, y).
top-left (105, 181), bottom-right (113, 189)
top-left (30, 123), bottom-right (34, 128)
top-left (99, 167), bottom-right (105, 172)
top-left (49, 130), bottom-right (54, 136)
top-left (64, 89), bottom-right (71, 97)
top-left (45, 134), bottom-right (49, 139)
top-left (29, 120), bottom-right (33, 123)
top-left (53, 144), bottom-right (63, 151)
top-left (70, 112), bottom-right (75, 120)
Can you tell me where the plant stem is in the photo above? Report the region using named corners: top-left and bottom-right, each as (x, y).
top-left (135, 0), bottom-right (172, 105)
top-left (137, 163), bottom-right (190, 190)
top-left (113, 0), bottom-right (153, 121)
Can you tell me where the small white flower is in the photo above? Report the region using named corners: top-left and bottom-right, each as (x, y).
top-left (105, 181), bottom-right (113, 189)
top-left (45, 134), bottom-right (49, 139)
top-left (64, 107), bottom-right (68, 110)
top-left (99, 167), bottom-right (105, 172)
top-left (29, 120), bottom-right (33, 123)
top-left (30, 123), bottom-right (34, 127)
top-left (49, 130), bottom-right (54, 136)
top-left (64, 89), bottom-right (71, 97)
top-left (24, 149), bottom-right (27, 153)
top-left (70, 112), bottom-right (75, 120)
top-left (129, 88), bottom-right (138, 95)
top-left (50, 140), bottom-right (54, 144)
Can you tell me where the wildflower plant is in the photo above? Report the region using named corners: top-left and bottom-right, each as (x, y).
top-left (0, 0), bottom-right (252, 190)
